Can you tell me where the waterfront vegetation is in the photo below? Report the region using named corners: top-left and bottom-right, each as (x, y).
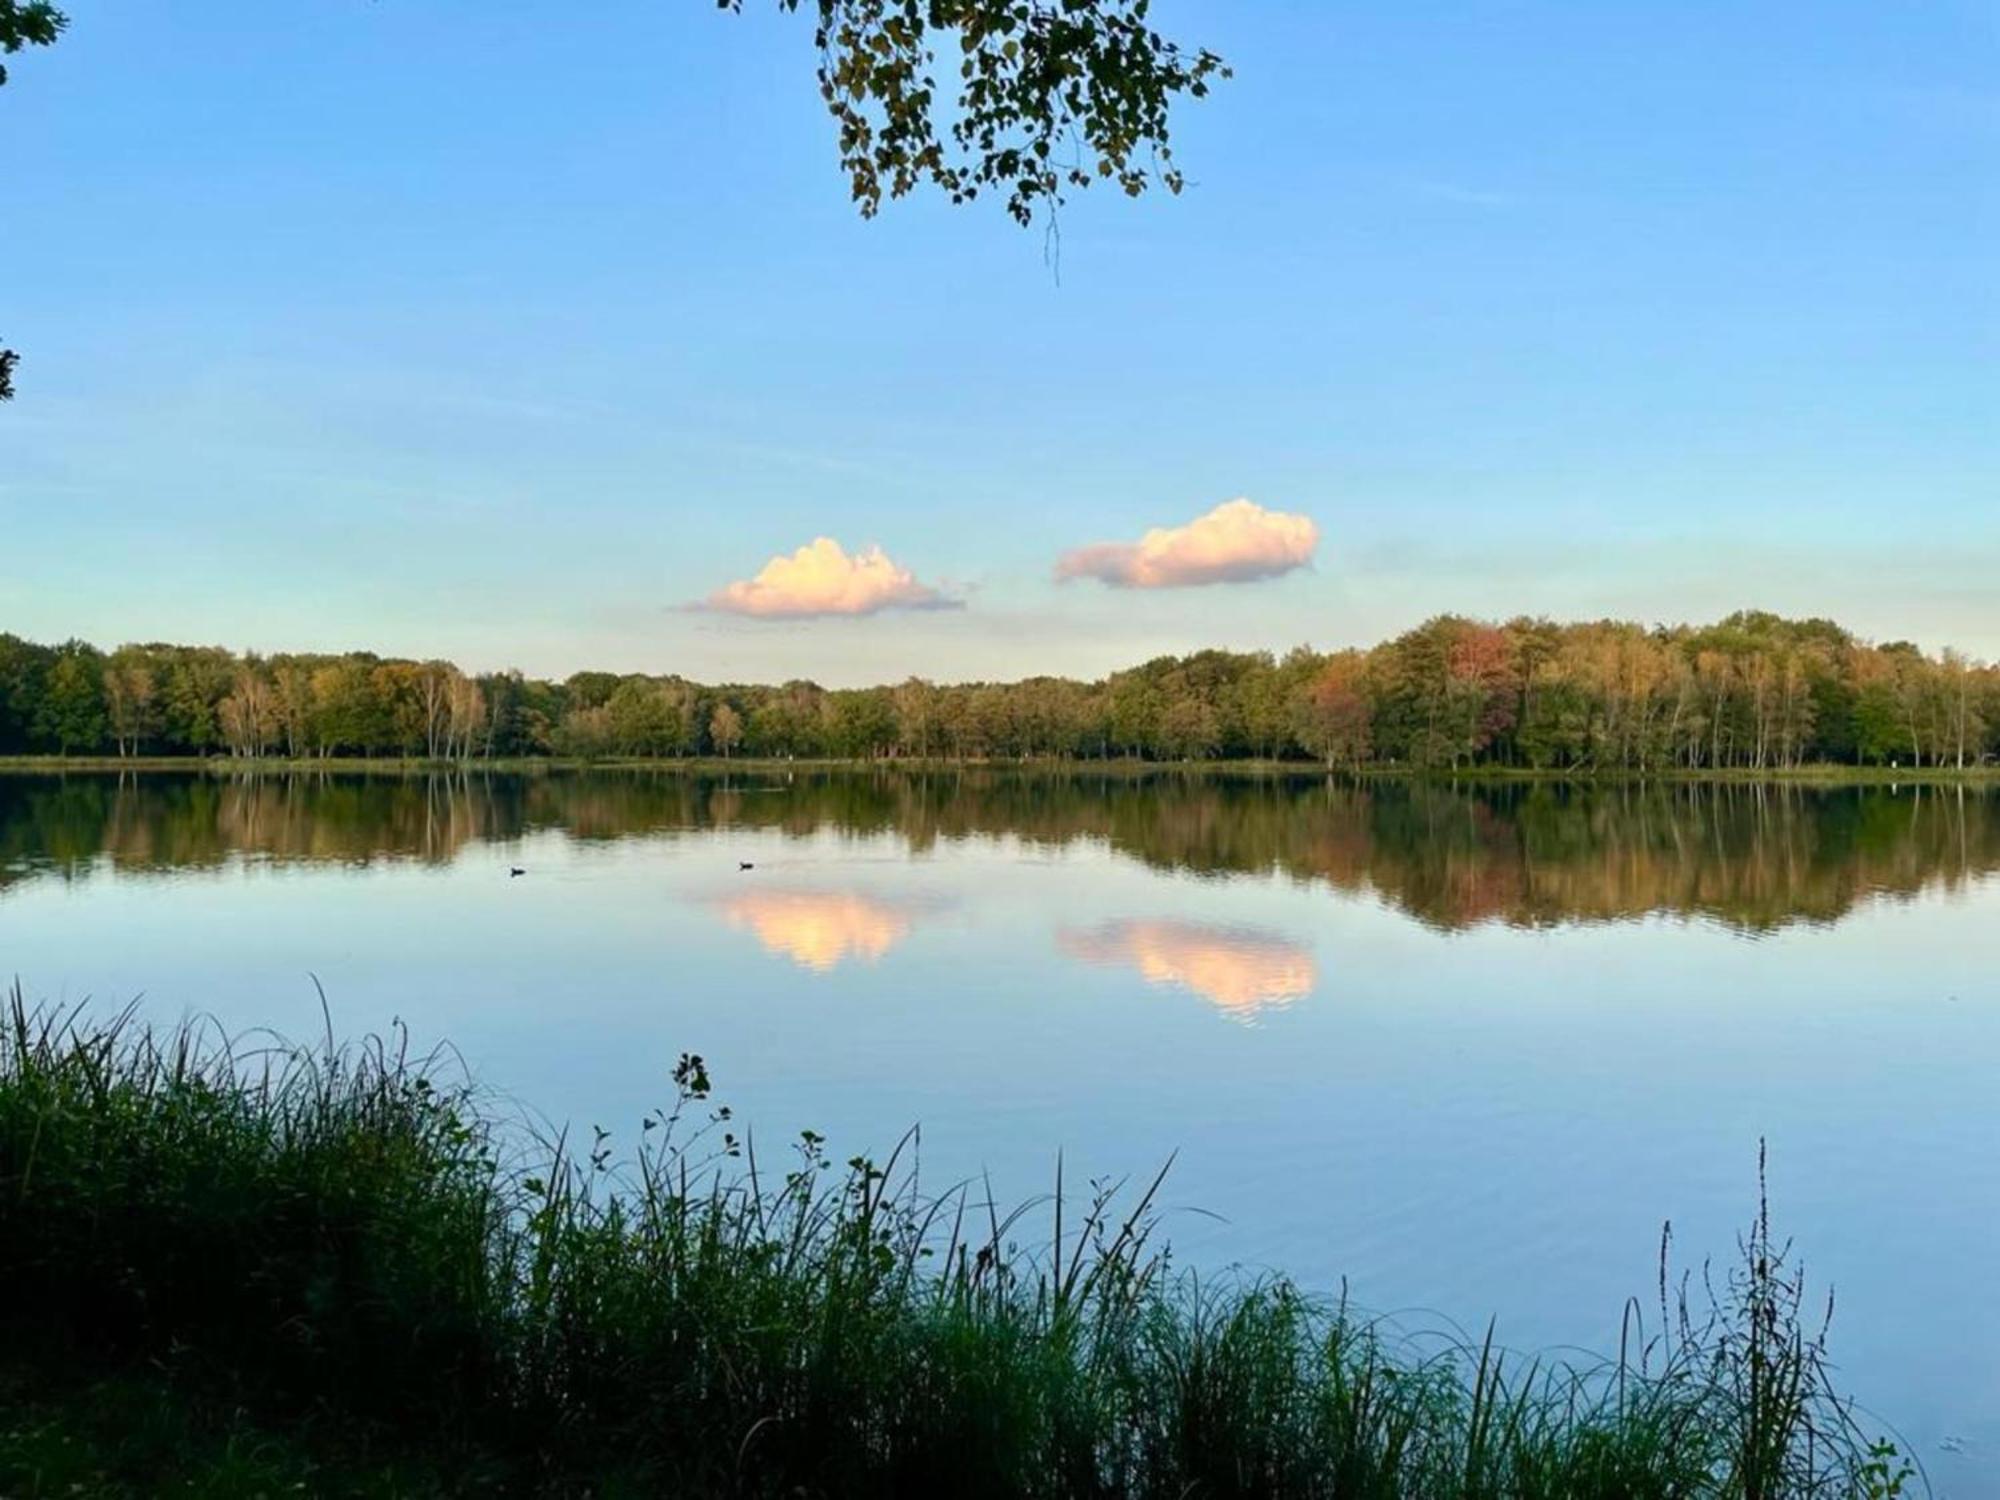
top-left (3, 611), bottom-right (1995, 772)
top-left (0, 988), bottom-right (1919, 1497)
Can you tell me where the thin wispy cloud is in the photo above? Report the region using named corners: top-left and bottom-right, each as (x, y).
top-left (1869, 82), bottom-right (2000, 134)
top-left (1055, 498), bottom-right (1319, 590)
top-left (699, 537), bottom-right (962, 619)
top-left (1395, 176), bottom-right (1522, 209)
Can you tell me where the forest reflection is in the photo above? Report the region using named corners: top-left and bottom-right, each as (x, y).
top-left (3, 769), bottom-right (1996, 934)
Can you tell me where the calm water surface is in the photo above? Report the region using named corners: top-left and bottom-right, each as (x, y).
top-left (4, 770), bottom-right (1997, 1489)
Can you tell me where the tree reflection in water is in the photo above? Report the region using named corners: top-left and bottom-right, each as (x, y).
top-left (3, 769), bottom-right (1995, 934)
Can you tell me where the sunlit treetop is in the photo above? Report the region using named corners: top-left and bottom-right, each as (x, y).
top-left (725, 0), bottom-right (1230, 226)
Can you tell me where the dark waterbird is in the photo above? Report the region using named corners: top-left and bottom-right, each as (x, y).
top-left (510, 867), bottom-right (526, 878)
top-left (739, 861), bottom-right (755, 871)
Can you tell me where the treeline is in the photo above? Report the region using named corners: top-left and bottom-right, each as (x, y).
top-left (2, 611), bottom-right (1995, 769)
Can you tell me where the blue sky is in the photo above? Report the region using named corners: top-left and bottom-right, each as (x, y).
top-left (4, 0), bottom-right (1994, 684)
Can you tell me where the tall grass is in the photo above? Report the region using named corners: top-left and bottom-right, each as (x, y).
top-left (0, 985), bottom-right (1918, 1497)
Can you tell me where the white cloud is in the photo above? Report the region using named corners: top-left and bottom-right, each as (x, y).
top-left (700, 537), bottom-right (961, 619)
top-left (1055, 498), bottom-right (1318, 589)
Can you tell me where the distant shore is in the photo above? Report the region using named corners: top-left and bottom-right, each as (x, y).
top-left (1, 753), bottom-right (1994, 785)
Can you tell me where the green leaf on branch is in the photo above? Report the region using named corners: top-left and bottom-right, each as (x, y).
top-left (721, 0), bottom-right (1229, 227)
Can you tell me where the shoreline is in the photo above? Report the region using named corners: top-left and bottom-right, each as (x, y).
top-left (0, 753), bottom-right (1994, 786)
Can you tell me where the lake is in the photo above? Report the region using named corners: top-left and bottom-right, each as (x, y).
top-left (3, 768), bottom-right (1996, 1489)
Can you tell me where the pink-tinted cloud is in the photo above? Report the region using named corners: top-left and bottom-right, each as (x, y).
top-left (1058, 919), bottom-right (1315, 1022)
top-left (1055, 498), bottom-right (1319, 589)
top-left (701, 537), bottom-right (961, 619)
top-left (716, 888), bottom-right (916, 972)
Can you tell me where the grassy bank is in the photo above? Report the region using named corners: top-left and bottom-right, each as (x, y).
top-left (0, 990), bottom-right (1918, 1498)
top-left (0, 751), bottom-right (1994, 786)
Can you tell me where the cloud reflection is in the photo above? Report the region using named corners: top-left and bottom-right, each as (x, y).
top-left (1058, 919), bottom-right (1315, 1021)
top-left (716, 887), bottom-right (919, 972)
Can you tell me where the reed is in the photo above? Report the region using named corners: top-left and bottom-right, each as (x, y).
top-left (0, 985), bottom-right (1917, 1497)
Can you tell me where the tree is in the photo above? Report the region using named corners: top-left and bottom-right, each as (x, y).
top-left (729, 0), bottom-right (1227, 228)
top-left (1942, 650), bottom-right (1986, 771)
top-left (607, 678), bottom-right (686, 758)
top-left (35, 639), bottom-right (105, 754)
top-left (311, 660), bottom-right (380, 756)
top-left (564, 671), bottom-right (622, 712)
top-left (0, 1), bottom-right (61, 86)
top-left (4, 1), bottom-right (1227, 224)
top-left (1106, 668), bottom-right (1163, 757)
top-left (554, 702), bottom-right (616, 759)
top-left (271, 659), bottom-right (317, 758)
top-left (1157, 696), bottom-right (1218, 761)
top-left (218, 668), bottom-right (277, 757)
top-left (371, 663), bottom-right (427, 755)
top-left (0, 633), bottom-right (53, 751)
top-left (1, 2), bottom-right (1222, 399)
top-left (748, 681), bottom-right (825, 757)
top-left (476, 671), bottom-right (525, 758)
top-left (1374, 618), bottom-right (1511, 769)
top-left (445, 672), bottom-right (487, 760)
top-left (1230, 658), bottom-right (1289, 761)
top-left (892, 677), bottom-right (939, 758)
top-left (1886, 646), bottom-right (1937, 768)
top-left (158, 647), bottom-right (234, 753)
top-left (1442, 622), bottom-right (1518, 767)
top-left (415, 662), bottom-right (456, 759)
top-left (826, 689), bottom-right (896, 758)
top-left (1852, 677), bottom-right (1903, 766)
top-left (710, 702), bottom-right (744, 760)
top-left (1293, 653), bottom-right (1371, 768)
top-left (102, 646), bottom-right (159, 756)
top-left (2, 1), bottom-right (68, 397)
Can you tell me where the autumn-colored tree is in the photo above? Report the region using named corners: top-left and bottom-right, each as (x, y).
top-left (1444, 621), bottom-right (1520, 766)
top-left (710, 702), bottom-right (744, 760)
top-left (1293, 653), bottom-right (1372, 768)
